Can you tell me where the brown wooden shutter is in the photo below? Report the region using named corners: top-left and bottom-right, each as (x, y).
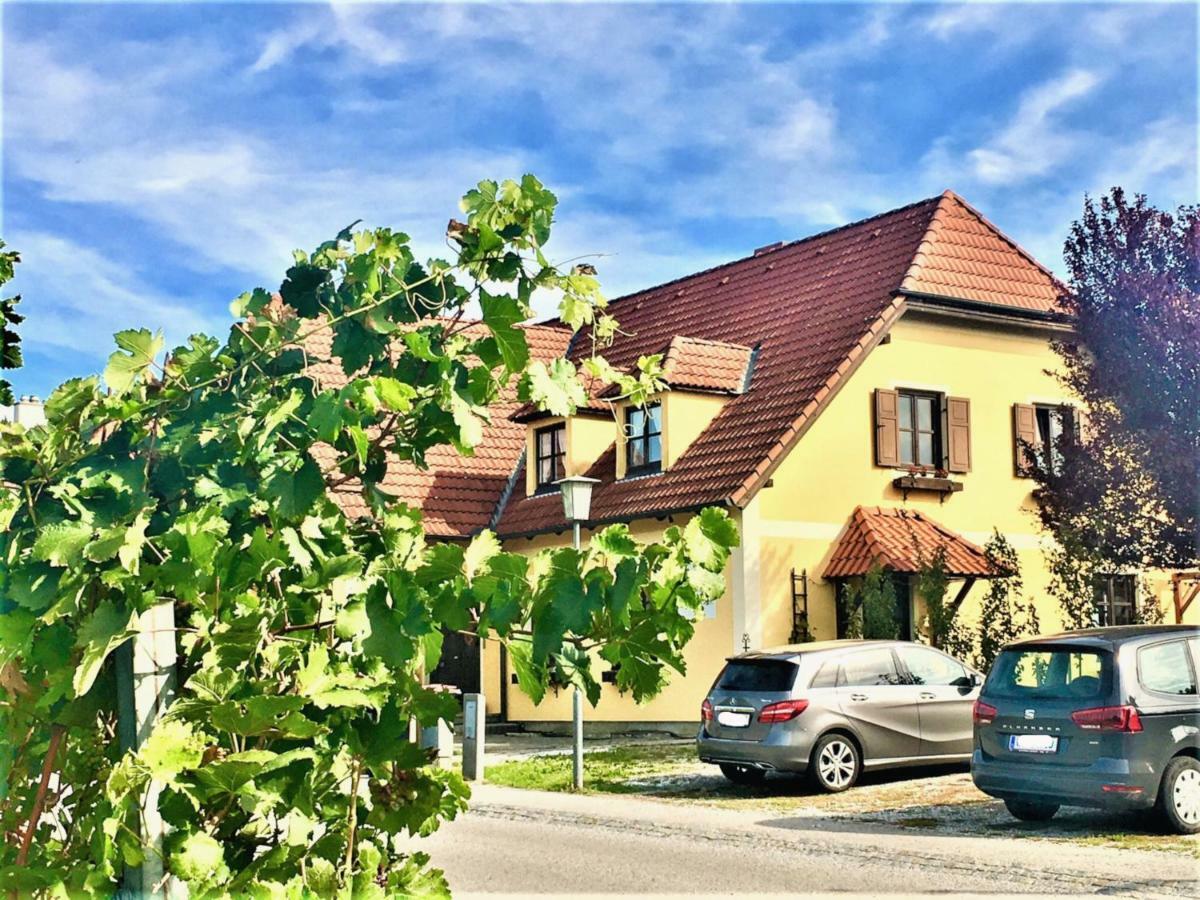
top-left (874, 388), bottom-right (900, 467)
top-left (1073, 406), bottom-right (1089, 443)
top-left (944, 396), bottom-right (971, 473)
top-left (1012, 403), bottom-right (1037, 477)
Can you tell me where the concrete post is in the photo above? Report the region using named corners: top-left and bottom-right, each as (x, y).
top-left (115, 601), bottom-right (178, 896)
top-left (421, 718), bottom-right (454, 770)
top-left (572, 687), bottom-right (584, 791)
top-left (461, 693), bottom-right (486, 781)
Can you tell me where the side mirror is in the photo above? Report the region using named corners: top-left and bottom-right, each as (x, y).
top-left (971, 672), bottom-right (984, 688)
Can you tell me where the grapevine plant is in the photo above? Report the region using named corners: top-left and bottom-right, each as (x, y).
top-left (0, 176), bottom-right (737, 896)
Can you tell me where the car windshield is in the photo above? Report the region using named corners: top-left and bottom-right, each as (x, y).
top-left (715, 659), bottom-right (798, 692)
top-left (986, 647), bottom-right (1112, 700)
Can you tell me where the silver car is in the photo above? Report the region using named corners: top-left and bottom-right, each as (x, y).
top-left (697, 640), bottom-right (982, 792)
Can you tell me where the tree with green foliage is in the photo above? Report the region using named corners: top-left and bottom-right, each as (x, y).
top-left (913, 546), bottom-right (951, 650)
top-left (0, 241), bottom-right (23, 406)
top-left (949, 531), bottom-right (1040, 672)
top-left (0, 176), bottom-right (738, 897)
top-left (841, 565), bottom-right (899, 640)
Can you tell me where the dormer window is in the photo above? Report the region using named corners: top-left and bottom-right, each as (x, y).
top-left (625, 402), bottom-right (662, 476)
top-left (534, 423), bottom-right (566, 491)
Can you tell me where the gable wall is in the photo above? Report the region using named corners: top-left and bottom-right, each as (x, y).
top-left (753, 308), bottom-right (1072, 645)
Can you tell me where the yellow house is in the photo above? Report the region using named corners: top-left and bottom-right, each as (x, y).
top-left (345, 191), bottom-right (1198, 729)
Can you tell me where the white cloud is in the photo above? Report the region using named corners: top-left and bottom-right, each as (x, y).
top-left (249, 2), bottom-right (407, 74)
top-left (9, 231), bottom-right (228, 360)
top-left (965, 69), bottom-right (1102, 184)
top-left (924, 3), bottom-right (1004, 40)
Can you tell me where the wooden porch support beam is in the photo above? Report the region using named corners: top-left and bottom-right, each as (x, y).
top-left (1174, 572), bottom-right (1200, 624)
top-left (948, 577), bottom-right (977, 617)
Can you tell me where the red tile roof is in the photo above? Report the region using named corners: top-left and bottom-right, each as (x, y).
top-left (824, 506), bottom-right (997, 578)
top-left (306, 320), bottom-right (572, 537)
top-left (496, 190), bottom-right (1059, 536)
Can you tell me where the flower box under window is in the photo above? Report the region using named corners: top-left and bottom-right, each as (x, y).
top-left (892, 473), bottom-right (963, 502)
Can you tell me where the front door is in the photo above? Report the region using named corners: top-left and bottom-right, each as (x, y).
top-left (428, 630), bottom-right (480, 695)
top-left (835, 646), bottom-right (922, 762)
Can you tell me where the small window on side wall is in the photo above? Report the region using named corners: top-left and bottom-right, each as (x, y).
top-left (534, 424), bottom-right (566, 491)
top-left (1013, 403), bottom-right (1076, 477)
top-left (1094, 574), bottom-right (1136, 626)
top-left (625, 402), bottom-right (662, 475)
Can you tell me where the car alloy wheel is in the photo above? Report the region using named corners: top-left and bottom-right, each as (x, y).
top-left (1173, 767), bottom-right (1200, 825)
top-left (817, 738), bottom-right (856, 791)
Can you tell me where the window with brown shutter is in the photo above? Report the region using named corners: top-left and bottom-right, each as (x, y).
top-left (944, 396), bottom-right (971, 473)
top-left (874, 388), bottom-right (900, 467)
top-left (1012, 403), bottom-right (1038, 477)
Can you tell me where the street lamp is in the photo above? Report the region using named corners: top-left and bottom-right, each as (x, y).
top-left (554, 474), bottom-right (599, 790)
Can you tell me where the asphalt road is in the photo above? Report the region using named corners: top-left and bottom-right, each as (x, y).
top-left (410, 785), bottom-right (1200, 898)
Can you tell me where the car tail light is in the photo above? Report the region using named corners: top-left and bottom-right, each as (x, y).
top-left (1070, 705), bottom-right (1143, 732)
top-left (701, 699), bottom-right (713, 723)
top-left (1101, 784), bottom-right (1144, 794)
top-left (757, 699), bottom-right (808, 723)
top-left (972, 700), bottom-right (997, 726)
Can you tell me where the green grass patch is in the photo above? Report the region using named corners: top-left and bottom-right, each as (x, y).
top-left (486, 742), bottom-right (699, 794)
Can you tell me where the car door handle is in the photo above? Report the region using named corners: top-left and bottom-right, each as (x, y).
top-left (919, 692), bottom-right (936, 700)
top-left (850, 693), bottom-right (868, 702)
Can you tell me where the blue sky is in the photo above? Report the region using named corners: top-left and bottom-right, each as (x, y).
top-left (2, 1), bottom-right (1196, 398)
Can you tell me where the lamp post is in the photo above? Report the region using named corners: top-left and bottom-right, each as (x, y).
top-left (554, 475), bottom-right (599, 791)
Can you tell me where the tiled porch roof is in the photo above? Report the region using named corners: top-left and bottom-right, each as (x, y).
top-left (824, 505), bottom-right (999, 579)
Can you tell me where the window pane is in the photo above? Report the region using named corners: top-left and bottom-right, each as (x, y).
top-left (899, 396), bottom-right (912, 430)
top-left (899, 647), bottom-right (966, 686)
top-left (627, 408), bottom-right (644, 436)
top-left (987, 649), bottom-right (1111, 699)
top-left (916, 397), bottom-right (933, 431)
top-left (647, 433), bottom-right (662, 464)
top-left (538, 430), bottom-right (552, 456)
top-left (1139, 642), bottom-right (1198, 695)
top-left (648, 403), bottom-right (662, 434)
top-left (628, 441), bottom-right (644, 468)
top-left (842, 649), bottom-right (903, 686)
top-left (538, 457), bottom-right (552, 484)
top-left (899, 435), bottom-right (914, 465)
top-left (1035, 407), bottom-right (1050, 447)
top-left (717, 660), bottom-right (798, 692)
top-left (917, 432), bottom-right (933, 465)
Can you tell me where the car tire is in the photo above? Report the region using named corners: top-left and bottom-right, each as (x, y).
top-left (719, 763), bottom-right (767, 786)
top-left (1004, 798), bottom-right (1059, 822)
top-left (809, 733), bottom-right (861, 793)
top-left (1157, 755), bottom-right (1200, 835)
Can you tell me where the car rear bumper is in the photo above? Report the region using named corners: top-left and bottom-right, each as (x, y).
top-left (971, 750), bottom-right (1158, 810)
top-left (696, 727), bottom-right (812, 773)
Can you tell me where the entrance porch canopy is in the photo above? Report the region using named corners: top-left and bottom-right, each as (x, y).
top-left (825, 506), bottom-right (1003, 579)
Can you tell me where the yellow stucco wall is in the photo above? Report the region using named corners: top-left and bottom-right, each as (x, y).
top-left (490, 515), bottom-right (734, 723)
top-left (662, 391), bottom-right (727, 470)
top-left (494, 307), bottom-right (1190, 723)
top-left (524, 413), bottom-right (621, 496)
top-left (754, 310), bottom-right (1080, 645)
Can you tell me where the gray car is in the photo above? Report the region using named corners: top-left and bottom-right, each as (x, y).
top-left (697, 640), bottom-right (982, 792)
top-left (972, 625), bottom-right (1200, 834)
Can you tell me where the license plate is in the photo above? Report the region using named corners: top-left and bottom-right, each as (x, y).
top-left (717, 710), bottom-right (751, 728)
top-left (1009, 734), bottom-right (1058, 754)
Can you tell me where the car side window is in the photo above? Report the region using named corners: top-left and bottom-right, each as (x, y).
top-left (841, 649), bottom-right (904, 687)
top-left (1138, 640), bottom-right (1198, 696)
top-left (809, 660), bottom-right (839, 689)
top-left (898, 646), bottom-right (967, 686)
